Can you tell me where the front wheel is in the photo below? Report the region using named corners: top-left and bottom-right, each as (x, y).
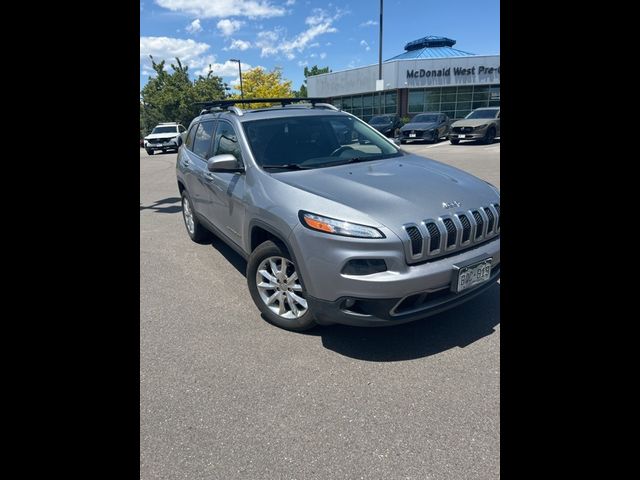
top-left (450, 138), bottom-right (460, 145)
top-left (247, 241), bottom-right (316, 331)
top-left (483, 128), bottom-right (496, 144)
top-left (146, 148), bottom-right (154, 155)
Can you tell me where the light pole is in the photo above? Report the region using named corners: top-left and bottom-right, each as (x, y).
top-left (378, 0), bottom-right (384, 114)
top-left (230, 58), bottom-right (243, 99)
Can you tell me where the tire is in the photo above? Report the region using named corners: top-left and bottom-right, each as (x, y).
top-left (181, 190), bottom-right (213, 244)
top-left (146, 149), bottom-right (154, 155)
top-left (450, 138), bottom-right (460, 145)
top-left (247, 240), bottom-right (317, 331)
top-left (400, 139), bottom-right (406, 144)
top-left (483, 127), bottom-right (496, 144)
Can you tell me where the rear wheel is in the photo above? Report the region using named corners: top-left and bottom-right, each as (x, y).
top-left (146, 148), bottom-right (154, 155)
top-left (181, 190), bottom-right (213, 244)
top-left (247, 241), bottom-right (316, 331)
top-left (450, 138), bottom-right (460, 145)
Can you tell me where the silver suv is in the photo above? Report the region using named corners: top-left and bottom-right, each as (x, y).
top-left (176, 99), bottom-right (500, 331)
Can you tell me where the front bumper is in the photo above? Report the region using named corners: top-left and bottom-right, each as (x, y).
top-left (401, 130), bottom-right (438, 141)
top-left (145, 141), bottom-right (179, 149)
top-left (308, 264), bottom-right (500, 326)
top-left (287, 224), bottom-right (500, 325)
top-left (449, 131), bottom-right (485, 140)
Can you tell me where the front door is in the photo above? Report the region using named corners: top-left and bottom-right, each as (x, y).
top-left (203, 120), bottom-right (246, 248)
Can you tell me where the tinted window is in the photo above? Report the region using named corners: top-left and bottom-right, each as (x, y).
top-left (465, 109), bottom-right (499, 119)
top-left (185, 124), bottom-right (197, 150)
top-left (179, 125), bottom-right (186, 133)
top-left (412, 114), bottom-right (439, 123)
top-left (212, 122), bottom-right (242, 163)
top-left (192, 121), bottom-right (215, 158)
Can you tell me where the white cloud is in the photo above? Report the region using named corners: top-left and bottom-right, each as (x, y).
top-left (217, 19), bottom-right (243, 36)
top-left (360, 19), bottom-right (377, 27)
top-left (320, 52), bottom-right (326, 59)
top-left (155, 0), bottom-right (286, 18)
top-left (310, 53), bottom-right (317, 58)
top-left (256, 8), bottom-right (340, 59)
top-left (185, 18), bottom-right (202, 34)
top-left (325, 42), bottom-right (332, 46)
top-left (308, 42), bottom-right (320, 48)
top-left (197, 60), bottom-right (252, 77)
top-left (360, 40), bottom-right (370, 51)
top-left (224, 39), bottom-right (251, 50)
top-left (285, 0), bottom-right (296, 5)
top-left (140, 36), bottom-right (252, 78)
top-left (297, 60), bottom-right (308, 67)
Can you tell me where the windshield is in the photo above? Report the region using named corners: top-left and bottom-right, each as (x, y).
top-left (465, 109), bottom-right (499, 119)
top-left (243, 114), bottom-right (402, 170)
top-left (369, 115), bottom-right (393, 124)
top-left (411, 114), bottom-right (439, 123)
top-left (151, 126), bottom-right (178, 134)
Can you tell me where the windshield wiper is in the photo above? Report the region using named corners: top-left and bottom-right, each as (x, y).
top-left (262, 163), bottom-right (309, 170)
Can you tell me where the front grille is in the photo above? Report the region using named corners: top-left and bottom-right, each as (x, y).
top-left (443, 218), bottom-right (457, 247)
top-left (452, 126), bottom-right (474, 134)
top-left (401, 204), bottom-right (500, 264)
top-left (426, 222), bottom-right (441, 252)
top-left (405, 226), bottom-right (423, 256)
top-left (459, 214), bottom-right (471, 242)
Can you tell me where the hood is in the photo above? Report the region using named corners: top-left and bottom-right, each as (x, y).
top-left (274, 155), bottom-right (499, 232)
top-left (145, 132), bottom-right (179, 140)
top-left (451, 119), bottom-right (494, 128)
top-left (400, 122), bottom-right (438, 131)
top-left (371, 122), bottom-right (393, 131)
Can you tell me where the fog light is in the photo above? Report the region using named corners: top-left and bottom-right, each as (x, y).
top-left (343, 298), bottom-right (356, 308)
top-left (341, 259), bottom-right (387, 275)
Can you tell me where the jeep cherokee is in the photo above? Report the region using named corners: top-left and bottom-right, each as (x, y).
top-left (176, 99), bottom-right (500, 331)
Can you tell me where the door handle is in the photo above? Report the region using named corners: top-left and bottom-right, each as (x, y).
top-left (180, 160), bottom-right (190, 168)
top-left (204, 173), bottom-right (216, 181)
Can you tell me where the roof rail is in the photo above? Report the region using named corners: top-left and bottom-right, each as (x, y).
top-left (194, 97), bottom-right (331, 115)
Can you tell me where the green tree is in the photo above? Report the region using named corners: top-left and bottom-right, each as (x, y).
top-left (297, 65), bottom-right (331, 98)
top-left (140, 56), bottom-right (228, 136)
top-left (231, 67), bottom-right (294, 108)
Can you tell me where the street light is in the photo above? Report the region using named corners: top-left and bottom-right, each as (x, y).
top-left (378, 0), bottom-right (384, 114)
top-left (230, 58), bottom-right (243, 99)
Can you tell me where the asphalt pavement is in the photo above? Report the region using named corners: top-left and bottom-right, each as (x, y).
top-left (140, 139), bottom-right (500, 479)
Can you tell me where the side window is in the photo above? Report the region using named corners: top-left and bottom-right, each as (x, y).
top-left (184, 124), bottom-right (197, 150)
top-left (212, 122), bottom-right (242, 163)
top-left (192, 121), bottom-right (216, 159)
top-left (179, 125), bottom-right (186, 133)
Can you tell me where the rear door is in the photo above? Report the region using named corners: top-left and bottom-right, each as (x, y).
top-left (180, 120), bottom-right (216, 217)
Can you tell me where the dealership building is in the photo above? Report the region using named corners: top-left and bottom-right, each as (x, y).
top-left (307, 35), bottom-right (500, 121)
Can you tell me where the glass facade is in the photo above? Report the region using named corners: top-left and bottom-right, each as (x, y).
top-left (332, 91), bottom-right (398, 122)
top-left (329, 84), bottom-right (499, 121)
top-left (408, 84), bottom-right (500, 120)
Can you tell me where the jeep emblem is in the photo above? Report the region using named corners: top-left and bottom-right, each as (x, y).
top-left (442, 201), bottom-right (461, 209)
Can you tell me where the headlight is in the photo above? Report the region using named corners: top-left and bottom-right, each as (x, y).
top-left (474, 124), bottom-right (488, 130)
top-left (299, 211), bottom-right (385, 238)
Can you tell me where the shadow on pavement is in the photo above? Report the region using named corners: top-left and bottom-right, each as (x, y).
top-left (140, 197), bottom-right (182, 214)
top-left (208, 232), bottom-right (500, 362)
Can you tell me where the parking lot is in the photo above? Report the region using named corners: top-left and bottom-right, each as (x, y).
top-left (140, 139), bottom-right (500, 479)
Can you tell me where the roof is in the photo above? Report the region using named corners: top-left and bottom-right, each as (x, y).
top-left (196, 106), bottom-right (350, 124)
top-left (385, 35), bottom-right (475, 61)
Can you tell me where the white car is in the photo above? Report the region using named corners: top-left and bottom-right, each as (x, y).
top-left (144, 123), bottom-right (186, 155)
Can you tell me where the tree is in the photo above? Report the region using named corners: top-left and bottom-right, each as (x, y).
top-left (297, 65), bottom-right (331, 98)
top-left (231, 67), bottom-right (293, 108)
top-left (140, 56), bottom-right (228, 136)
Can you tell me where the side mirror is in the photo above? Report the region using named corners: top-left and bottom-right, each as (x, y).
top-left (207, 154), bottom-right (243, 172)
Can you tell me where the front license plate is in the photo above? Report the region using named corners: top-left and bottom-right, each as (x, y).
top-left (459, 134), bottom-right (466, 138)
top-left (408, 133), bottom-right (416, 138)
top-left (453, 258), bottom-right (492, 293)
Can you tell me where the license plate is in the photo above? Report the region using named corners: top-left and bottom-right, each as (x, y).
top-left (409, 133), bottom-right (416, 138)
top-left (453, 258), bottom-right (492, 293)
top-left (459, 134), bottom-right (466, 138)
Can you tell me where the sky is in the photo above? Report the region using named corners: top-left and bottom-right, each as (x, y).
top-left (140, 0), bottom-right (500, 93)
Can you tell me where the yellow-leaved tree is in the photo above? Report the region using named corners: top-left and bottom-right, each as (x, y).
top-left (232, 67), bottom-right (294, 108)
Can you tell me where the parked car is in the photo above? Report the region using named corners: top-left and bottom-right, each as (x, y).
top-left (399, 113), bottom-right (450, 144)
top-left (368, 114), bottom-right (403, 138)
top-left (449, 107), bottom-right (500, 145)
top-left (177, 100), bottom-right (500, 331)
top-left (144, 122), bottom-right (187, 155)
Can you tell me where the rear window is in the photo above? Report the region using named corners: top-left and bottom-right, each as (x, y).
top-left (151, 126), bottom-right (177, 134)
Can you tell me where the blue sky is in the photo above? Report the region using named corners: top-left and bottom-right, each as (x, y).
top-left (140, 0), bottom-right (500, 93)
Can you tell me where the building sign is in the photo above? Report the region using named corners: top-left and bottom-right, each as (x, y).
top-left (406, 65), bottom-right (500, 79)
